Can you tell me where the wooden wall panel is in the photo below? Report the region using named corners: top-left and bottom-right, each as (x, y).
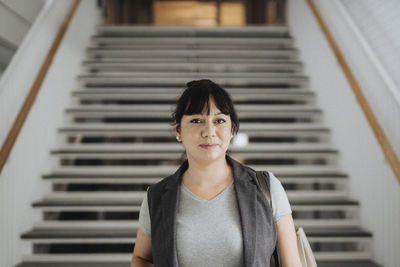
top-left (153, 1), bottom-right (217, 26)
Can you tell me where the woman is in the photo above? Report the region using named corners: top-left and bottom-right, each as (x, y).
top-left (131, 79), bottom-right (302, 267)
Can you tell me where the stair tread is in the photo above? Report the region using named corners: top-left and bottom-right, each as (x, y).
top-left (87, 47), bottom-right (298, 52)
top-left (15, 259), bottom-right (382, 267)
top-left (79, 77), bottom-right (308, 87)
top-left (59, 122), bottom-right (328, 131)
top-left (16, 263), bottom-right (129, 267)
top-left (33, 199), bottom-right (358, 207)
top-left (44, 166), bottom-right (345, 179)
top-left (89, 58), bottom-right (303, 65)
top-left (317, 260), bottom-right (382, 267)
top-left (96, 25), bottom-right (290, 35)
top-left (21, 225), bottom-right (371, 239)
top-left (72, 88), bottom-right (311, 94)
top-left (79, 76), bottom-right (307, 82)
top-left (66, 108), bottom-right (320, 113)
top-left (80, 71), bottom-right (303, 77)
top-left (302, 226), bottom-right (372, 237)
top-left (44, 167), bottom-right (346, 178)
top-left (21, 228), bottom-right (137, 238)
top-left (58, 125), bottom-right (330, 133)
top-left (51, 143), bottom-right (337, 153)
top-left (43, 173), bottom-right (347, 178)
top-left (91, 36), bottom-right (294, 42)
top-left (83, 60), bottom-right (302, 66)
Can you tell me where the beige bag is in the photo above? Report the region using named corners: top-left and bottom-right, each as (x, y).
top-left (296, 227), bottom-right (318, 267)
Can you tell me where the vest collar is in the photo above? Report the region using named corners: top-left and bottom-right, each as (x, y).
top-left (160, 155), bottom-right (258, 267)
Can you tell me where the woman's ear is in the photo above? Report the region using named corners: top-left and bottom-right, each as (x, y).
top-left (174, 121), bottom-right (182, 142)
top-left (174, 121), bottom-right (180, 135)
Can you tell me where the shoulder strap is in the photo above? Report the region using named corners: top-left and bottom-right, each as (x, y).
top-left (256, 171), bottom-right (281, 267)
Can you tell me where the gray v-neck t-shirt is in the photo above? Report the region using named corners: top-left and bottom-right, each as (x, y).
top-left (138, 171), bottom-right (291, 267)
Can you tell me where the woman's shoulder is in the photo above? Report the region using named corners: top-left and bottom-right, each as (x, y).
top-left (147, 172), bottom-right (180, 196)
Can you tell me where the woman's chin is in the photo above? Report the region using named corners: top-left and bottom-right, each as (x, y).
top-left (189, 151), bottom-right (226, 164)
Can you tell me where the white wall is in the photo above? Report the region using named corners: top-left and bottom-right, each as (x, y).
top-left (338, 0), bottom-right (400, 162)
top-left (0, 0), bottom-right (46, 74)
top-left (0, 0), bottom-right (100, 266)
top-left (288, 1), bottom-right (400, 267)
top-left (341, 0), bottom-right (400, 104)
top-left (0, 0), bottom-right (46, 46)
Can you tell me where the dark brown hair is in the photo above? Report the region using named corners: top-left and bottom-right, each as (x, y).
top-left (172, 79), bottom-right (239, 135)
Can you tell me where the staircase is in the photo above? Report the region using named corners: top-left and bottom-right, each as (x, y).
top-left (16, 26), bottom-right (381, 267)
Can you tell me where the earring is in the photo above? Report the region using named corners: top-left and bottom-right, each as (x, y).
top-left (176, 136), bottom-right (181, 142)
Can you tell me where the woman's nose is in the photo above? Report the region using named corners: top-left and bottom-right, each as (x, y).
top-left (201, 122), bottom-right (216, 138)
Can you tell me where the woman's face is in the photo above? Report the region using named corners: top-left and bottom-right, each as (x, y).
top-left (176, 98), bottom-right (232, 165)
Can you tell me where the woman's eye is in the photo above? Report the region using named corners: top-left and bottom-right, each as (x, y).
top-left (216, 119), bottom-right (226, 124)
top-left (190, 119), bottom-right (201, 123)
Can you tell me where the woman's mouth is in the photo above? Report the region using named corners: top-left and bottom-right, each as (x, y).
top-left (199, 144), bottom-right (218, 149)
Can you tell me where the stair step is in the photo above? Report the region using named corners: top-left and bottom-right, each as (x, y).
top-left (26, 219), bottom-right (360, 230)
top-left (33, 189), bottom-right (348, 202)
top-left (304, 226), bottom-right (372, 237)
top-left (65, 110), bottom-right (322, 122)
top-left (66, 109), bottom-right (321, 122)
top-left (72, 91), bottom-right (315, 100)
top-left (86, 48), bottom-right (299, 60)
top-left (73, 87), bottom-right (311, 94)
top-left (21, 224), bottom-right (370, 240)
top-left (66, 113), bottom-right (320, 124)
top-left (91, 36), bottom-right (294, 47)
top-left (317, 260), bottom-right (382, 267)
top-left (52, 154), bottom-right (337, 163)
top-left (80, 71), bottom-right (304, 77)
top-left (89, 45), bottom-right (296, 50)
top-left (58, 132), bottom-right (331, 146)
top-left (16, 257), bottom-right (381, 267)
top-left (16, 262), bottom-right (130, 267)
top-left (58, 126), bottom-right (330, 138)
top-left (20, 254), bottom-right (130, 264)
top-left (78, 76), bottom-right (307, 87)
top-left (59, 122), bottom-right (328, 131)
top-left (58, 130), bottom-right (330, 146)
top-left (71, 94), bottom-right (315, 105)
top-left (41, 175), bottom-right (347, 186)
top-left (49, 164), bottom-right (343, 176)
top-left (33, 221), bottom-right (140, 228)
top-left (51, 143), bottom-right (335, 152)
top-left (83, 61), bottom-right (302, 72)
top-left (78, 69), bottom-right (304, 79)
top-left (21, 228), bottom-right (136, 239)
top-left (67, 106), bottom-right (319, 113)
top-left (50, 150), bottom-right (338, 167)
top-left (88, 57), bottom-right (303, 64)
top-left (96, 25), bottom-right (290, 37)
top-left (80, 77), bottom-right (308, 88)
top-left (315, 252), bottom-right (371, 261)
top-left (68, 104), bottom-right (316, 112)
top-left (33, 198), bottom-right (355, 207)
top-left (91, 44), bottom-right (293, 51)
top-left (33, 201), bottom-right (358, 212)
top-left (295, 219), bottom-right (359, 227)
top-left (74, 87), bottom-right (311, 93)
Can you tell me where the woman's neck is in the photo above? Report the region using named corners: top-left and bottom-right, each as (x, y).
top-left (182, 156), bottom-right (233, 189)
